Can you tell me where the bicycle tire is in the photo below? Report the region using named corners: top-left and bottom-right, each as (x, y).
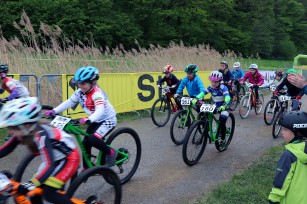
top-left (272, 111), bottom-right (283, 138)
top-left (264, 99), bottom-right (278, 125)
top-left (66, 166), bottom-right (121, 204)
top-left (170, 109), bottom-right (192, 145)
top-left (255, 93), bottom-right (264, 115)
top-left (151, 97), bottom-right (171, 127)
top-left (106, 127), bottom-right (141, 185)
top-left (239, 86), bottom-right (246, 97)
top-left (239, 95), bottom-right (251, 119)
top-left (215, 112), bottom-right (235, 152)
top-left (229, 90), bottom-right (239, 111)
top-left (182, 120), bottom-right (207, 166)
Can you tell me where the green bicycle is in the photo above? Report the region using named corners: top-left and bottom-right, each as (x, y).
top-left (169, 96), bottom-right (203, 145)
top-left (14, 106), bottom-right (142, 186)
top-left (182, 103), bottom-right (235, 166)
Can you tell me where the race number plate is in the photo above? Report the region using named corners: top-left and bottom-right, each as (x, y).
top-left (50, 116), bottom-right (71, 130)
top-left (270, 85), bottom-right (276, 91)
top-left (278, 95), bottom-right (291, 102)
top-left (181, 97), bottom-right (191, 105)
top-left (162, 86), bottom-right (170, 94)
top-left (200, 104), bottom-right (216, 113)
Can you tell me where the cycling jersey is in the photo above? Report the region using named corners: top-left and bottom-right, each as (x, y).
top-left (218, 68), bottom-right (233, 83)
top-left (276, 77), bottom-right (303, 97)
top-left (1, 77), bottom-right (30, 100)
top-left (231, 68), bottom-right (244, 80)
top-left (54, 86), bottom-right (116, 123)
top-left (176, 75), bottom-right (205, 98)
top-left (242, 71), bottom-right (264, 85)
top-left (158, 74), bottom-right (180, 87)
top-left (204, 84), bottom-right (230, 107)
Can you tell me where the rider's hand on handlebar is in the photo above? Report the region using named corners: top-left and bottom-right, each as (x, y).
top-left (218, 105), bottom-right (226, 112)
top-left (45, 110), bottom-right (56, 116)
top-left (191, 98), bottom-right (198, 106)
top-left (79, 117), bottom-right (91, 125)
top-left (17, 181), bottom-right (36, 195)
top-left (296, 95), bottom-right (302, 100)
top-left (273, 90), bottom-right (278, 95)
top-left (171, 85), bottom-right (177, 88)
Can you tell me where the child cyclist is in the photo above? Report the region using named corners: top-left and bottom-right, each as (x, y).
top-left (0, 63), bottom-right (30, 102)
top-left (0, 97), bottom-right (81, 204)
top-left (45, 66), bottom-right (118, 168)
top-left (174, 64), bottom-right (206, 107)
top-left (218, 61), bottom-right (233, 97)
top-left (268, 110), bottom-right (307, 204)
top-left (201, 71), bottom-right (231, 144)
top-left (231, 62), bottom-right (244, 95)
top-left (157, 65), bottom-right (181, 94)
top-left (241, 64), bottom-right (264, 104)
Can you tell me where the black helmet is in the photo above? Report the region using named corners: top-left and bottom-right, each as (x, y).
top-left (184, 64), bottom-right (198, 74)
top-left (0, 64), bottom-right (9, 73)
top-left (275, 70), bottom-right (284, 77)
top-left (278, 111), bottom-right (307, 138)
top-left (220, 61), bottom-right (228, 68)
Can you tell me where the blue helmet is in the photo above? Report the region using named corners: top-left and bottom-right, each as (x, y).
top-left (72, 66), bottom-right (99, 84)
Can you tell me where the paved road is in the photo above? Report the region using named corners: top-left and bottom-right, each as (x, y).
top-left (2, 96), bottom-right (307, 204)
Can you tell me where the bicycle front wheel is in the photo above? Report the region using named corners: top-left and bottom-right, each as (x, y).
top-left (151, 97), bottom-right (171, 127)
top-left (255, 93), bottom-right (264, 115)
top-left (239, 95), bottom-right (251, 119)
top-left (264, 99), bottom-right (278, 125)
top-left (66, 166), bottom-right (121, 204)
top-left (182, 120), bottom-right (207, 166)
top-left (215, 113), bottom-right (235, 152)
top-left (272, 111), bottom-right (283, 138)
top-left (229, 90), bottom-right (239, 111)
top-left (170, 109), bottom-right (192, 145)
top-left (106, 127), bottom-right (141, 185)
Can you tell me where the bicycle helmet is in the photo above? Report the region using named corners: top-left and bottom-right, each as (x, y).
top-left (233, 62), bottom-right (240, 68)
top-left (163, 65), bottom-right (174, 73)
top-left (0, 64), bottom-right (8, 73)
top-left (278, 111), bottom-right (307, 137)
top-left (249, 64), bottom-right (258, 69)
top-left (275, 70), bottom-right (284, 77)
top-left (209, 71), bottom-right (223, 82)
top-left (72, 66), bottom-right (99, 84)
top-left (184, 64), bottom-right (198, 74)
top-left (285, 68), bottom-right (297, 75)
top-left (0, 97), bottom-right (42, 127)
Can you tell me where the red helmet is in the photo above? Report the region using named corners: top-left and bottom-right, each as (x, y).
top-left (163, 65), bottom-right (174, 73)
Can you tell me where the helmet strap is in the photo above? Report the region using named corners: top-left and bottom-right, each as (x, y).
top-left (18, 123), bottom-right (37, 135)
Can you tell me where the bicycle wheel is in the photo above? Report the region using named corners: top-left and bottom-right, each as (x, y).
top-left (170, 109), bottom-right (192, 145)
top-left (229, 90), bottom-right (239, 111)
top-left (66, 166), bottom-right (121, 204)
top-left (215, 113), bottom-right (235, 152)
top-left (106, 127), bottom-right (141, 185)
top-left (264, 99), bottom-right (278, 125)
top-left (182, 120), bottom-right (207, 166)
top-left (272, 111), bottom-right (283, 138)
top-left (239, 86), bottom-right (246, 97)
top-left (239, 95), bottom-right (251, 119)
top-left (255, 93), bottom-right (264, 115)
top-left (151, 97), bottom-right (171, 127)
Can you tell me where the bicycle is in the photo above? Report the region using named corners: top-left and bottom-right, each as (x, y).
top-left (169, 96), bottom-right (202, 145)
top-left (228, 80), bottom-right (246, 111)
top-left (151, 85), bottom-right (181, 127)
top-left (263, 85), bottom-right (280, 125)
top-left (239, 82), bottom-right (264, 119)
top-left (0, 168), bottom-right (121, 204)
top-left (272, 95), bottom-right (301, 138)
top-left (14, 107), bottom-right (142, 186)
top-left (182, 103), bottom-right (235, 166)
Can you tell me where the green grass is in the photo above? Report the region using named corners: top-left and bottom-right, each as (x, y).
top-left (195, 144), bottom-right (285, 204)
top-left (0, 128), bottom-right (8, 144)
top-left (239, 59), bottom-right (292, 71)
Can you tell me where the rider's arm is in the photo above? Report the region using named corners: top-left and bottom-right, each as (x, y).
top-left (88, 92), bottom-right (105, 123)
top-left (242, 72), bottom-right (249, 83)
top-left (228, 70), bottom-right (234, 82)
top-left (3, 78), bottom-right (19, 100)
top-left (0, 136), bottom-right (19, 158)
top-left (157, 76), bottom-right (166, 85)
top-left (239, 69), bottom-right (244, 79)
top-left (53, 90), bottom-right (79, 114)
top-left (257, 72), bottom-right (264, 86)
top-left (222, 85), bottom-right (230, 105)
top-left (176, 77), bottom-right (187, 94)
top-left (276, 78), bottom-right (286, 91)
top-left (195, 76), bottom-right (206, 99)
top-left (172, 75), bottom-right (181, 87)
top-left (268, 150), bottom-right (296, 203)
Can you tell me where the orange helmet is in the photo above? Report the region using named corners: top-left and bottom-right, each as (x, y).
top-left (163, 65), bottom-right (174, 73)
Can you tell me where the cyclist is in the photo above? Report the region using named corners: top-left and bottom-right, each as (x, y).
top-left (218, 61), bottom-right (233, 98)
top-left (174, 64), bottom-right (205, 107)
top-left (241, 64), bottom-right (264, 104)
top-left (0, 97), bottom-right (81, 204)
top-left (157, 65), bottom-right (181, 94)
top-left (231, 62), bottom-right (244, 95)
top-left (268, 110), bottom-right (307, 204)
top-left (267, 70), bottom-right (286, 94)
top-left (202, 71), bottom-right (231, 144)
top-left (0, 63), bottom-right (30, 102)
top-left (45, 66), bottom-right (118, 168)
top-left (273, 69), bottom-right (304, 109)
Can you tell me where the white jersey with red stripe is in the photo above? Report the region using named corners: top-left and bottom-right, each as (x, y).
top-left (2, 77), bottom-right (29, 97)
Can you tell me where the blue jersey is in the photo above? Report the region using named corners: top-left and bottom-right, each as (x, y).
top-left (231, 68), bottom-right (244, 80)
top-left (176, 75), bottom-right (205, 98)
top-left (204, 84), bottom-right (230, 107)
top-left (218, 69), bottom-right (233, 83)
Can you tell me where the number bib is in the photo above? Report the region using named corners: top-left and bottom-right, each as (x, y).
top-left (278, 95), bottom-right (291, 102)
top-left (200, 104), bottom-right (216, 113)
top-left (181, 97), bottom-right (191, 105)
top-left (162, 86), bottom-right (170, 94)
top-left (50, 116), bottom-right (71, 130)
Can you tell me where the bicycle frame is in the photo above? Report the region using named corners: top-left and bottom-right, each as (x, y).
top-left (177, 97), bottom-right (201, 127)
top-left (205, 112), bottom-right (220, 142)
top-left (159, 85), bottom-right (178, 112)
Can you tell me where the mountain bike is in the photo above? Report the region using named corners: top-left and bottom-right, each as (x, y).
top-left (263, 85), bottom-right (280, 125)
top-left (169, 96), bottom-right (202, 145)
top-left (151, 85), bottom-right (181, 127)
top-left (239, 82), bottom-right (264, 119)
top-left (182, 103), bottom-right (235, 166)
top-left (14, 108), bottom-right (142, 186)
top-left (272, 95), bottom-right (301, 138)
top-left (228, 80), bottom-right (246, 111)
top-left (0, 168), bottom-right (121, 204)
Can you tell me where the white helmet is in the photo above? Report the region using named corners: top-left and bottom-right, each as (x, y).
top-left (0, 97), bottom-right (42, 127)
top-left (209, 71), bottom-right (223, 82)
top-left (233, 62), bottom-right (240, 68)
top-left (249, 64), bottom-right (258, 69)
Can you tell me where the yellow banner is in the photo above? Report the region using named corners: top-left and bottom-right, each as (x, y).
top-left (61, 71), bottom-right (211, 118)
